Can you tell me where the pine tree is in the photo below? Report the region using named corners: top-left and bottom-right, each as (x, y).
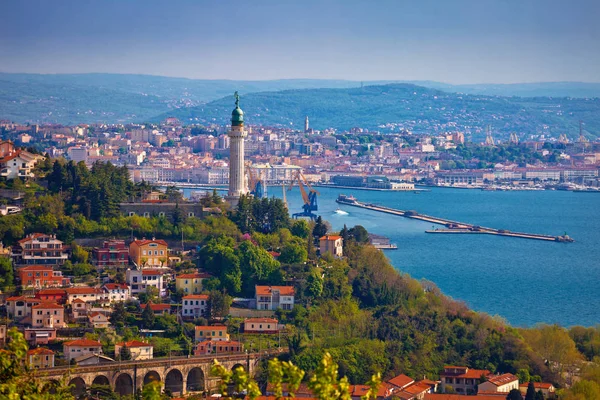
top-left (142, 301), bottom-right (155, 328)
top-left (525, 381), bottom-right (536, 400)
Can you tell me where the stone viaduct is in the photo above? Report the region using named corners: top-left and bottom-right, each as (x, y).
top-left (36, 352), bottom-right (274, 397)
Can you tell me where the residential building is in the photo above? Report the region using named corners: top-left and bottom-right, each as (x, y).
top-left (71, 298), bottom-right (89, 319)
top-left (140, 303), bottom-right (171, 315)
top-left (387, 374), bottom-right (415, 392)
top-left (440, 366), bottom-right (490, 395)
top-left (243, 318), bottom-right (279, 334)
top-left (27, 347), bottom-right (55, 368)
top-left (18, 265), bottom-right (70, 288)
top-left (74, 354), bottom-right (115, 366)
top-left (0, 149), bottom-right (43, 180)
top-left (176, 272), bottom-right (212, 294)
top-left (12, 234), bottom-right (68, 267)
top-left (24, 327), bottom-right (57, 346)
top-left (319, 235), bottom-right (343, 257)
top-left (65, 287), bottom-right (104, 305)
top-left (31, 302), bottom-right (65, 328)
top-left (195, 325), bottom-right (229, 342)
top-left (193, 339), bottom-right (243, 355)
top-left (519, 382), bottom-right (555, 398)
top-left (478, 373), bottom-right (519, 393)
top-left (182, 294), bottom-right (209, 319)
top-left (102, 283), bottom-right (131, 303)
top-left (34, 289), bottom-right (67, 304)
top-left (114, 340), bottom-right (154, 360)
top-left (6, 296), bottom-right (41, 320)
top-left (92, 240), bottom-right (129, 267)
top-left (88, 312), bottom-right (110, 329)
top-left (255, 285), bottom-right (295, 310)
top-left (129, 238), bottom-right (168, 268)
top-left (63, 338), bottom-right (103, 361)
top-left (126, 268), bottom-right (167, 296)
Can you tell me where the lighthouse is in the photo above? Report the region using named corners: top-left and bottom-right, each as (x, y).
top-left (227, 92), bottom-right (248, 206)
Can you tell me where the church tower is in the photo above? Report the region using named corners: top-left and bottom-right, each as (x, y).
top-left (227, 92), bottom-right (247, 205)
top-left (304, 116), bottom-right (309, 133)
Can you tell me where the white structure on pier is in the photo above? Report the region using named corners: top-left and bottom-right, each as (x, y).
top-left (227, 92), bottom-right (248, 206)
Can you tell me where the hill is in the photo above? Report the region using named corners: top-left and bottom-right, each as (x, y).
top-left (1, 73), bottom-right (600, 128)
top-left (156, 84), bottom-right (600, 138)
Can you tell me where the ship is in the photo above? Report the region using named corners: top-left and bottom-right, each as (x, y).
top-left (336, 194), bottom-right (357, 204)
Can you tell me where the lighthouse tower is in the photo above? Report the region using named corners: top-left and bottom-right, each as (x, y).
top-left (227, 92), bottom-right (247, 206)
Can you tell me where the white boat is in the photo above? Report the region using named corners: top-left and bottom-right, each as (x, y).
top-left (334, 208), bottom-right (349, 215)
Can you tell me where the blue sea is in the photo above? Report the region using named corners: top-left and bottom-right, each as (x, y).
top-left (187, 186), bottom-right (600, 327)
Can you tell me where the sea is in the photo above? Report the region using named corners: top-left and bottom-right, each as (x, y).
top-left (184, 186), bottom-right (600, 328)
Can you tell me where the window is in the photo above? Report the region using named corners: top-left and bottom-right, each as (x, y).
top-left (188, 212), bottom-right (195, 217)
top-left (129, 212), bottom-right (135, 216)
top-left (159, 212), bottom-right (165, 217)
top-left (143, 212), bottom-right (150, 217)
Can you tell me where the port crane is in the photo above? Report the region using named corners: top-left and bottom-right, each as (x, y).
top-left (246, 164), bottom-right (266, 198)
top-left (288, 171), bottom-right (319, 220)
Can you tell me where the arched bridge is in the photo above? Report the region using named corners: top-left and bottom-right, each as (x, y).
top-left (36, 351), bottom-right (280, 397)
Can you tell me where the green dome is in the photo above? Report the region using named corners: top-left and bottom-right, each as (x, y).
top-left (231, 91), bottom-right (244, 126)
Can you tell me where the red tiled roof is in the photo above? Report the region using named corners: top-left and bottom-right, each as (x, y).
top-left (64, 338), bottom-right (102, 347)
top-left (27, 347), bottom-right (55, 356)
top-left (32, 302), bottom-right (63, 310)
top-left (255, 285), bottom-right (295, 296)
top-left (6, 296), bottom-right (26, 301)
top-left (131, 239), bottom-right (168, 247)
top-left (319, 235), bottom-right (342, 241)
top-left (18, 265), bottom-right (54, 271)
top-left (103, 283), bottom-right (129, 290)
top-left (72, 298), bottom-right (86, 303)
top-left (177, 273), bottom-right (212, 279)
top-left (387, 373), bottom-right (415, 389)
top-left (142, 269), bottom-right (165, 275)
top-left (519, 382), bottom-right (554, 390)
top-left (117, 340), bottom-right (152, 348)
top-left (244, 318), bottom-right (278, 324)
top-left (18, 234), bottom-right (52, 244)
top-left (88, 312), bottom-right (107, 319)
top-left (441, 367), bottom-right (490, 379)
top-left (195, 325), bottom-right (227, 331)
top-left (140, 303), bottom-right (171, 311)
top-left (36, 289), bottom-right (66, 295)
top-left (424, 394), bottom-right (505, 400)
top-left (66, 287), bottom-right (102, 295)
top-left (183, 294), bottom-right (209, 300)
top-left (486, 373), bottom-right (518, 386)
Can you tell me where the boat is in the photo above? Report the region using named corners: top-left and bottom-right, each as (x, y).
top-left (334, 208), bottom-right (349, 215)
top-left (336, 194), bottom-right (357, 204)
top-left (573, 187), bottom-right (600, 193)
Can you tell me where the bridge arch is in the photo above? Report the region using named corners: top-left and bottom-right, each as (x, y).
top-left (143, 370), bottom-right (161, 386)
top-left (115, 373), bottom-right (134, 396)
top-left (69, 377), bottom-right (86, 398)
top-left (165, 368), bottom-right (184, 395)
top-left (91, 375), bottom-right (110, 387)
top-left (186, 367), bottom-right (205, 392)
top-left (231, 363), bottom-right (245, 372)
top-left (44, 379), bottom-right (61, 394)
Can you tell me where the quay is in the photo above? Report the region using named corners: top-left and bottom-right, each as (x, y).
top-left (336, 194), bottom-right (574, 243)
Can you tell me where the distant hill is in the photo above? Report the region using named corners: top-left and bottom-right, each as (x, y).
top-left (0, 73), bottom-right (599, 134)
top-left (155, 84), bottom-right (600, 138)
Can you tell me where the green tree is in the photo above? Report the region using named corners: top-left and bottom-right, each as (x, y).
top-left (349, 225), bottom-right (369, 243)
top-left (110, 302), bottom-right (128, 325)
top-left (279, 241), bottom-right (308, 264)
top-left (71, 243), bottom-right (89, 263)
top-left (516, 368), bottom-right (531, 384)
top-left (506, 389), bottom-right (524, 400)
top-left (312, 216), bottom-right (328, 239)
top-left (291, 220), bottom-right (311, 238)
top-left (142, 301), bottom-right (156, 328)
top-left (207, 290), bottom-right (232, 320)
top-left (306, 272), bottom-right (324, 299)
top-left (0, 257), bottom-right (14, 291)
top-left (525, 381), bottom-right (536, 400)
top-left (120, 345), bottom-right (132, 361)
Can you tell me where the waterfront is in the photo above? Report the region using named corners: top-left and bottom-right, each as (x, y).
top-left (184, 186), bottom-right (599, 327)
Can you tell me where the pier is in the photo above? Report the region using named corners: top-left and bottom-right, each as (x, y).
top-left (336, 195), bottom-right (573, 243)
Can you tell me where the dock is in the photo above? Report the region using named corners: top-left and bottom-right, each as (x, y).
top-left (336, 195), bottom-right (573, 243)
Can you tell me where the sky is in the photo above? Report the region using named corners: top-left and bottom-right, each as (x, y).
top-left (1, 0), bottom-right (599, 84)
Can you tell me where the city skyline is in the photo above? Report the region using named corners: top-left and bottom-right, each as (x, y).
top-left (1, 0), bottom-right (599, 84)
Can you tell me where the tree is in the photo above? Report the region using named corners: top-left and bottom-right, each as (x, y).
top-left (291, 220), bottom-right (311, 239)
top-left (279, 241), bottom-right (308, 265)
top-left (506, 389), bottom-right (523, 400)
top-left (516, 369), bottom-right (531, 384)
top-left (71, 243), bottom-right (89, 263)
top-left (525, 381), bottom-right (536, 400)
top-left (111, 302), bottom-right (128, 325)
top-left (305, 272), bottom-right (324, 299)
top-left (142, 301), bottom-right (155, 328)
top-left (114, 271), bottom-right (125, 284)
top-left (120, 345), bottom-right (132, 361)
top-left (313, 216), bottom-right (328, 239)
top-left (0, 257), bottom-right (14, 291)
top-left (349, 225), bottom-right (369, 243)
top-left (207, 290), bottom-right (232, 320)
top-left (534, 391), bottom-right (544, 400)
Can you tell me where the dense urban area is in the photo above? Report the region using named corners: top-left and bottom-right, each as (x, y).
top-left (0, 105), bottom-right (599, 400)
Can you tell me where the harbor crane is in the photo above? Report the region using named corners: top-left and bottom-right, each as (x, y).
top-left (288, 171), bottom-right (319, 220)
top-left (246, 164), bottom-right (266, 198)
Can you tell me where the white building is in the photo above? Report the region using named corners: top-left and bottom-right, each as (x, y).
top-left (0, 149), bottom-right (43, 180)
top-left (63, 338), bottom-right (103, 362)
top-left (102, 283), bottom-right (131, 303)
top-left (67, 147), bottom-right (88, 163)
top-left (478, 373), bottom-right (519, 394)
top-left (115, 340), bottom-right (154, 360)
top-left (226, 92), bottom-right (247, 205)
top-left (255, 286), bottom-right (295, 310)
top-left (181, 294), bottom-right (209, 319)
top-left (126, 268), bottom-right (167, 296)
top-left (319, 235), bottom-right (343, 257)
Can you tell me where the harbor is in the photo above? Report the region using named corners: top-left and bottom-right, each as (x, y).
top-left (336, 194), bottom-right (574, 243)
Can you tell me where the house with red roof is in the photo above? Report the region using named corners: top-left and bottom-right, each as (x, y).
top-left (12, 234), bottom-right (68, 267)
top-left (0, 148), bottom-right (43, 180)
top-left (66, 287), bottom-right (104, 305)
top-left (6, 295), bottom-right (41, 320)
top-left (255, 285), bottom-right (295, 310)
top-left (63, 338), bottom-right (103, 361)
top-left (129, 238), bottom-right (168, 268)
top-left (18, 265), bottom-right (70, 288)
top-left (243, 318), bottom-right (280, 334)
top-left (31, 302), bottom-right (65, 328)
top-left (387, 374), bottom-right (415, 392)
top-left (519, 382), bottom-right (555, 398)
top-left (440, 366), bottom-right (490, 395)
top-left (175, 272), bottom-right (212, 295)
top-left (115, 340), bottom-right (154, 360)
top-left (195, 325), bottom-right (229, 342)
top-left (140, 303), bottom-right (171, 315)
top-left (27, 347), bottom-right (55, 368)
top-left (126, 268), bottom-right (167, 296)
top-left (193, 339), bottom-right (243, 355)
top-left (478, 373), bottom-right (519, 394)
top-left (88, 312), bottom-right (110, 329)
top-left (319, 235), bottom-right (343, 257)
top-left (92, 240), bottom-right (129, 267)
top-left (102, 283), bottom-right (131, 302)
top-left (35, 288), bottom-right (67, 304)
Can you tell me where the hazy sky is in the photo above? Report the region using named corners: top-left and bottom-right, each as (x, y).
top-left (1, 0), bottom-right (599, 83)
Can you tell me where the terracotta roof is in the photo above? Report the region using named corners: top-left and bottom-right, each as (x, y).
top-left (36, 289), bottom-right (66, 295)
top-left (18, 265), bottom-right (54, 271)
top-left (519, 382), bottom-right (554, 390)
top-left (88, 312), bottom-right (108, 319)
top-left (103, 283), bottom-right (129, 290)
top-left (255, 285), bottom-right (295, 296)
top-left (441, 367), bottom-right (490, 379)
top-left (18, 234), bottom-right (52, 244)
top-left (6, 296), bottom-right (26, 301)
top-left (131, 239), bottom-right (168, 247)
top-left (27, 347), bottom-right (55, 356)
top-left (72, 298), bottom-right (86, 303)
top-left (319, 235), bottom-right (342, 240)
top-left (140, 303), bottom-right (171, 311)
top-left (66, 287), bottom-right (102, 295)
top-left (244, 318), bottom-right (278, 324)
top-left (424, 395), bottom-right (505, 400)
top-left (401, 382), bottom-right (432, 396)
top-left (183, 294), bottom-right (209, 300)
top-left (32, 302), bottom-right (63, 309)
top-left (486, 373), bottom-right (518, 386)
top-left (177, 273), bottom-right (212, 279)
top-left (142, 269), bottom-right (165, 275)
top-left (117, 340), bottom-right (152, 348)
top-left (195, 325), bottom-right (227, 331)
top-left (387, 373), bottom-right (415, 389)
top-left (64, 338), bottom-right (102, 347)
